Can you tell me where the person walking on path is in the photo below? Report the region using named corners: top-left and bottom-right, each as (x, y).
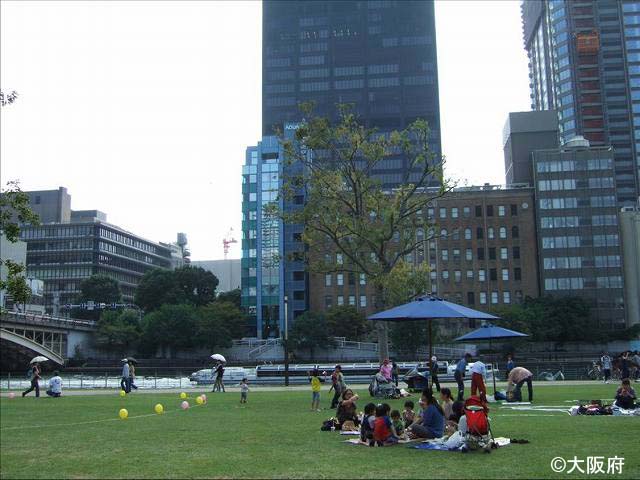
top-left (454, 353), bottom-right (471, 401)
top-left (505, 355), bottom-right (515, 380)
top-left (601, 352), bottom-right (612, 383)
top-left (120, 359), bottom-right (130, 393)
top-left (22, 362), bottom-right (41, 397)
top-left (507, 366), bottom-right (534, 402)
top-left (212, 362), bottom-right (226, 392)
top-left (329, 365), bottom-right (344, 409)
top-left (128, 360), bottom-right (138, 391)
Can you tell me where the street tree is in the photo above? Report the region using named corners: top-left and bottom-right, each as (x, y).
top-left (325, 305), bottom-right (369, 341)
top-left (194, 301), bottom-right (246, 350)
top-left (289, 312), bottom-right (334, 360)
top-left (0, 181), bottom-right (40, 309)
top-left (275, 103), bottom-right (451, 361)
top-left (94, 309), bottom-right (141, 354)
top-left (140, 304), bottom-right (198, 358)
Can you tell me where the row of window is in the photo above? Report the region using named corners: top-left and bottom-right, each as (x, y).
top-left (99, 228), bottom-right (166, 256)
top-left (324, 272), bottom-right (366, 287)
top-left (541, 234), bottom-right (619, 249)
top-left (439, 246), bottom-right (518, 261)
top-left (432, 267), bottom-right (522, 282)
top-left (21, 225), bottom-right (93, 240)
top-left (98, 241), bottom-right (169, 267)
top-left (26, 266), bottom-right (93, 280)
top-left (538, 196), bottom-right (617, 209)
top-left (540, 215), bottom-right (618, 228)
top-left (543, 255), bottom-right (621, 270)
top-left (535, 158), bottom-right (613, 172)
top-left (26, 239), bottom-right (94, 251)
top-left (537, 177), bottom-right (615, 191)
top-left (544, 276), bottom-right (623, 290)
top-left (432, 204), bottom-right (519, 219)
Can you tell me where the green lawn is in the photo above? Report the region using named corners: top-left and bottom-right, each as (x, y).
top-left (1, 384), bottom-right (638, 479)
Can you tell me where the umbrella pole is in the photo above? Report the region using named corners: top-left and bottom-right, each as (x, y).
top-left (428, 320), bottom-right (433, 390)
top-left (490, 337), bottom-right (497, 395)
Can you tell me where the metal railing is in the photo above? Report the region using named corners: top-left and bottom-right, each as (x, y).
top-left (1, 311), bottom-right (96, 330)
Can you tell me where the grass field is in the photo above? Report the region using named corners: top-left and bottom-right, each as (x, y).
top-left (1, 384), bottom-right (639, 479)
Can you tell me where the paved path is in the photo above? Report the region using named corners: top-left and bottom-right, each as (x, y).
top-left (0, 380), bottom-right (614, 397)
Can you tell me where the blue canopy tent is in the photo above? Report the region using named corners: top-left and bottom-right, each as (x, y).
top-left (367, 295), bottom-right (499, 388)
top-left (454, 324), bottom-right (529, 394)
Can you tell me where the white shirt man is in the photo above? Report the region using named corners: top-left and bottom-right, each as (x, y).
top-left (46, 372), bottom-right (62, 397)
top-left (470, 361), bottom-right (486, 377)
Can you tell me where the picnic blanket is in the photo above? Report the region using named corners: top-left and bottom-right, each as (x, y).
top-left (413, 436), bottom-right (511, 452)
top-left (344, 438), bottom-right (420, 446)
top-left (339, 430), bottom-right (361, 436)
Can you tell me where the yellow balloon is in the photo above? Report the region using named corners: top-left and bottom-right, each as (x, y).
top-left (196, 396), bottom-right (204, 405)
top-left (119, 390), bottom-right (126, 397)
top-left (119, 408), bottom-right (128, 420)
top-left (154, 404), bottom-right (164, 414)
top-left (180, 392), bottom-right (187, 399)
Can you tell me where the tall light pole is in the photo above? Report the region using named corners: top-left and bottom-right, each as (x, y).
top-left (284, 294), bottom-right (289, 386)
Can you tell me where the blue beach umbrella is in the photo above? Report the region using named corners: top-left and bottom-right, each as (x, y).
top-left (368, 296), bottom-right (499, 387)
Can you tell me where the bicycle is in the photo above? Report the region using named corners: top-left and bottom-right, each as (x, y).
top-left (538, 370), bottom-right (565, 381)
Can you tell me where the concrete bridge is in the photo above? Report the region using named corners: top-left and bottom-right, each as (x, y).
top-left (0, 312), bottom-right (95, 368)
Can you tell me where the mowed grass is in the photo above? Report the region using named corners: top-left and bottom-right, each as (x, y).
top-left (1, 384), bottom-right (639, 479)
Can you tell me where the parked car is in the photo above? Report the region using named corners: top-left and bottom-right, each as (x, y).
top-left (189, 367), bottom-right (256, 385)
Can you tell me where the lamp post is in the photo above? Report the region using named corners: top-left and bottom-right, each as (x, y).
top-left (284, 294), bottom-right (289, 386)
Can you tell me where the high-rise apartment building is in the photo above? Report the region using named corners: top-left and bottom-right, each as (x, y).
top-left (522, 0), bottom-right (640, 206)
top-left (263, 0), bottom-right (441, 186)
top-left (532, 138), bottom-right (626, 328)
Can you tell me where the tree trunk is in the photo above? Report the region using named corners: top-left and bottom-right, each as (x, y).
top-left (375, 283), bottom-right (389, 362)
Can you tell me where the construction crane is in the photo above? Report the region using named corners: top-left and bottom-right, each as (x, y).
top-left (222, 228), bottom-right (238, 260)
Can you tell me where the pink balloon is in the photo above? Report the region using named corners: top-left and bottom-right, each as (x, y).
top-left (8, 392), bottom-right (16, 399)
top-left (181, 401), bottom-right (189, 410)
top-left (201, 394), bottom-right (207, 403)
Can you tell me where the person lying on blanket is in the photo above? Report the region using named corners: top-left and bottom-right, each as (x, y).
top-left (408, 389), bottom-right (445, 439)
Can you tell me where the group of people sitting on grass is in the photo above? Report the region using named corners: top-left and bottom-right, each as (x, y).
top-left (333, 386), bottom-right (476, 446)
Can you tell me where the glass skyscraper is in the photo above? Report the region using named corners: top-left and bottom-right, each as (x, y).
top-left (262, 0), bottom-right (441, 187)
top-left (522, 0), bottom-right (640, 206)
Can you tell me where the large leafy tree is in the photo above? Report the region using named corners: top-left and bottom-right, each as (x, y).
top-left (1, 181), bottom-right (40, 308)
top-left (276, 104), bottom-right (451, 360)
top-left (217, 288), bottom-right (241, 309)
top-left (94, 309), bottom-right (141, 354)
top-left (289, 311), bottom-right (334, 360)
top-left (194, 301), bottom-right (246, 350)
top-left (135, 266), bottom-right (219, 312)
top-left (72, 275), bottom-right (122, 320)
top-left (139, 304), bottom-right (198, 358)
top-left (325, 305), bottom-right (369, 341)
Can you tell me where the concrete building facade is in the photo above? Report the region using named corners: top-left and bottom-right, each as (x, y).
top-left (619, 206), bottom-right (640, 326)
top-left (191, 259), bottom-right (241, 293)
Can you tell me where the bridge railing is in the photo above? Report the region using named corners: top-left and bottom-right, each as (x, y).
top-left (1, 311), bottom-right (96, 330)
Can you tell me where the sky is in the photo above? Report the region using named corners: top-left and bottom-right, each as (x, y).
top-left (0, 1), bottom-right (530, 261)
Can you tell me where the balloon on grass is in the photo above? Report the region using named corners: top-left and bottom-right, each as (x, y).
top-left (180, 392), bottom-right (187, 399)
top-left (119, 408), bottom-right (128, 419)
top-left (119, 390), bottom-right (126, 397)
top-left (181, 401), bottom-right (189, 410)
top-left (201, 394), bottom-right (207, 403)
top-left (196, 396), bottom-right (204, 405)
top-left (154, 404), bottom-right (164, 414)
top-left (8, 392), bottom-right (16, 399)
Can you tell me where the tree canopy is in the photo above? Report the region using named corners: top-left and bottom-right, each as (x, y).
top-left (289, 311), bottom-right (334, 360)
top-left (325, 305), bottom-right (369, 341)
top-left (135, 266), bottom-right (219, 312)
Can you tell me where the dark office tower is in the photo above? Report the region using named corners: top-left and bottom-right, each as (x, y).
top-left (503, 111), bottom-right (559, 185)
top-left (522, 1), bottom-right (640, 206)
top-left (262, 0), bottom-right (441, 186)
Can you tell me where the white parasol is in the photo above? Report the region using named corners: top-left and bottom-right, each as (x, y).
top-left (30, 356), bottom-right (49, 364)
top-left (210, 354), bottom-right (226, 363)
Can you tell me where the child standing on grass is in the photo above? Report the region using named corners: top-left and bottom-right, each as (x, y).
top-left (308, 368), bottom-right (323, 411)
top-left (239, 378), bottom-right (249, 404)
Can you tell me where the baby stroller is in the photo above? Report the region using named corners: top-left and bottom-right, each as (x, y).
top-left (368, 373), bottom-right (398, 398)
top-left (463, 396), bottom-right (495, 453)
top-left (403, 366), bottom-right (430, 392)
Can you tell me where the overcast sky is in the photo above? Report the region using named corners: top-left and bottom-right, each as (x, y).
top-left (1, 1), bottom-right (530, 261)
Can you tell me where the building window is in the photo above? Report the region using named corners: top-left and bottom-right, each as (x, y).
top-left (452, 229), bottom-right (460, 240)
top-left (512, 226), bottom-right (519, 238)
top-left (514, 268), bottom-right (521, 281)
top-left (359, 273), bottom-right (366, 285)
top-left (502, 268), bottom-right (509, 281)
top-left (360, 295), bottom-right (367, 308)
top-left (348, 272), bottom-right (355, 285)
top-left (336, 253), bottom-right (343, 264)
top-left (440, 228), bottom-right (448, 238)
top-left (467, 292), bottom-right (475, 304)
top-left (463, 207), bottom-right (470, 218)
top-left (466, 270), bottom-right (474, 279)
top-left (451, 207), bottom-right (459, 218)
top-left (439, 208), bottom-right (447, 219)
top-left (490, 268), bottom-right (497, 281)
top-left (476, 227), bottom-right (484, 239)
top-left (510, 204), bottom-right (518, 216)
top-left (488, 227), bottom-right (495, 239)
top-left (499, 227), bottom-right (507, 239)
top-left (515, 290), bottom-right (523, 303)
top-left (454, 270), bottom-right (461, 283)
top-left (441, 249), bottom-right (448, 261)
top-left (324, 296), bottom-right (333, 308)
top-left (293, 290), bottom-right (305, 301)
top-left (503, 291), bottom-right (511, 304)
top-left (293, 271), bottom-right (305, 281)
top-left (325, 274), bottom-right (332, 286)
top-left (477, 248), bottom-right (485, 260)
top-left (478, 269), bottom-right (486, 282)
top-left (500, 247), bottom-right (508, 260)
top-left (453, 249), bottom-right (460, 261)
top-left (337, 273), bottom-right (344, 286)
top-left (491, 292), bottom-right (499, 304)
top-left (498, 205), bottom-right (506, 217)
top-left (489, 247), bottom-right (496, 260)
top-left (348, 295), bottom-right (356, 306)
top-left (337, 295), bottom-right (344, 306)
top-left (513, 246), bottom-right (520, 259)
top-left (486, 205), bottom-right (494, 217)
top-left (442, 270), bottom-right (449, 280)
top-left (480, 292), bottom-right (487, 304)
top-left (465, 249), bottom-right (472, 261)
top-left (464, 228), bottom-right (472, 240)
top-left (475, 205), bottom-right (482, 217)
